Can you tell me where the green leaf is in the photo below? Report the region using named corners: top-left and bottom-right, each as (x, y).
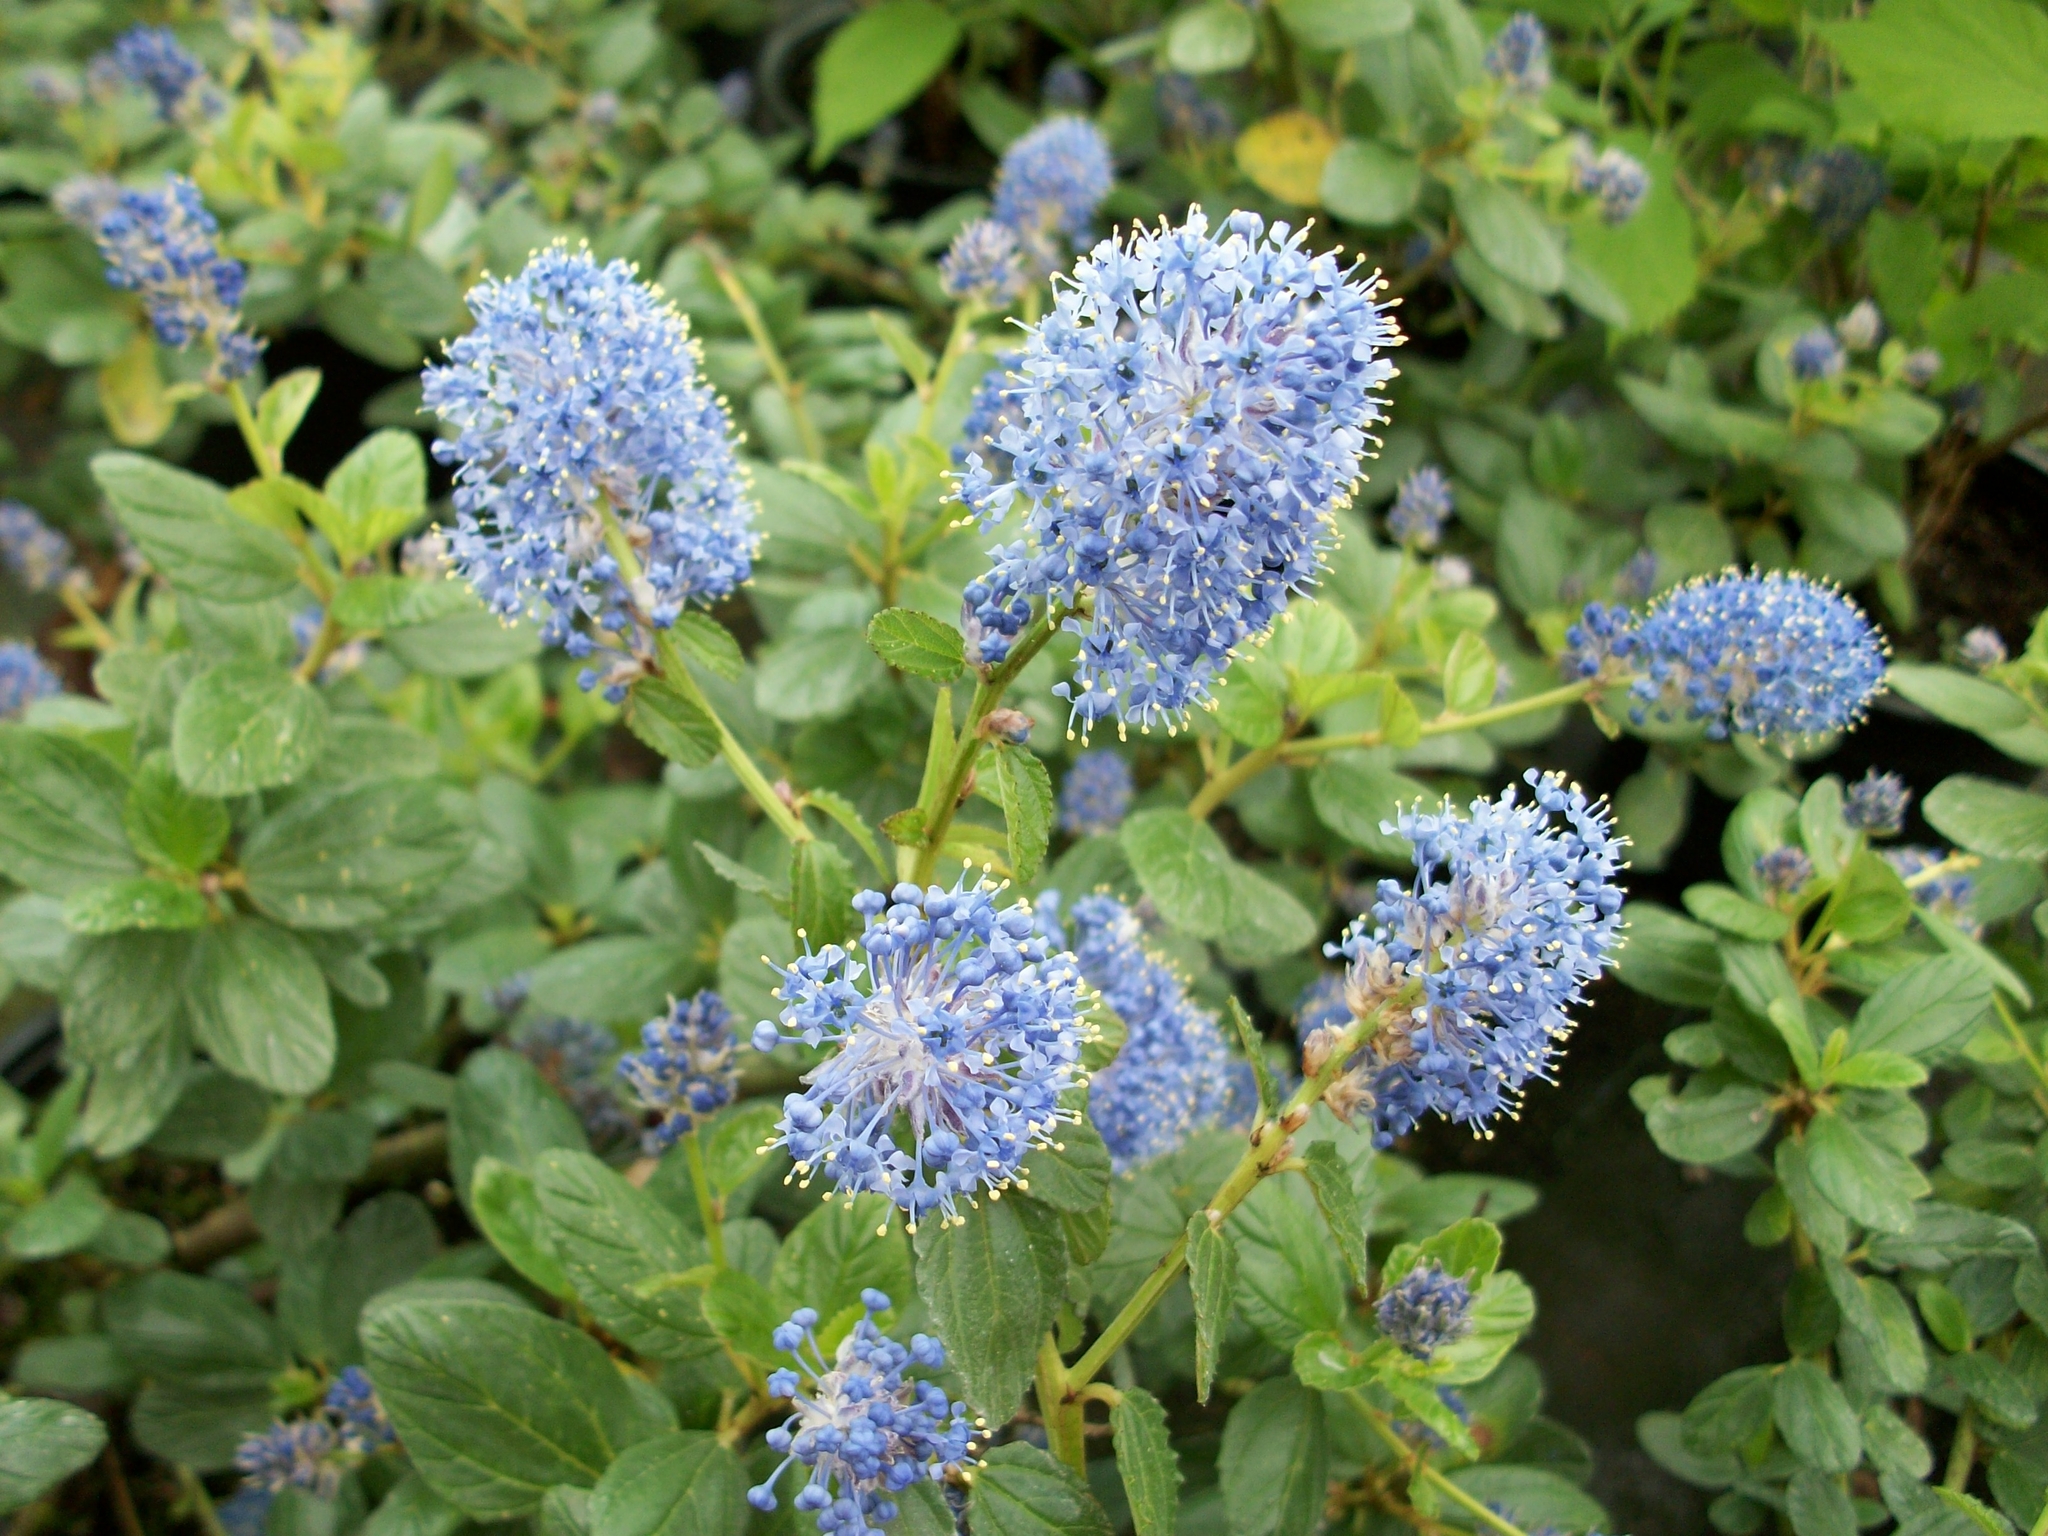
top-left (1768, 999), bottom-right (1823, 1089)
top-left (1638, 1079), bottom-right (1774, 1164)
top-left (1786, 1467), bottom-right (1854, 1536)
top-left (1886, 664), bottom-right (2030, 734)
top-left (1843, 958), bottom-right (1982, 1064)
top-left (1450, 173), bottom-right (1564, 295)
top-left (810, 0), bottom-right (963, 167)
top-left (770, 1194), bottom-right (912, 1322)
top-left (92, 452), bottom-right (302, 603)
top-left (104, 1270), bottom-right (287, 1389)
top-left (471, 1156), bottom-right (575, 1300)
top-left (1613, 902), bottom-right (1722, 1007)
top-left (0, 726), bottom-right (139, 896)
top-left (1930, 1487), bottom-right (2019, 1536)
top-left (1307, 756), bottom-right (1429, 863)
top-left (1951, 1352), bottom-right (2038, 1430)
top-left (586, 1431), bottom-right (745, 1536)
top-left (866, 608), bottom-right (964, 681)
top-left (1618, 375), bottom-right (1790, 463)
top-left (1277, 0), bottom-right (1412, 51)
top-left (1684, 883), bottom-right (1792, 941)
top-left (172, 661), bottom-right (329, 795)
top-left (1804, 1108), bottom-right (1928, 1234)
top-left (626, 676), bottom-right (720, 769)
top-left (60, 877), bottom-right (206, 934)
top-left (800, 787), bottom-right (888, 880)
top-left (1828, 1050), bottom-right (1928, 1089)
top-left (1916, 1278), bottom-right (1973, 1353)
top-left (969, 1443), bottom-right (1115, 1536)
top-left (0, 1395), bottom-right (108, 1515)
top-left (1830, 1271), bottom-right (1927, 1394)
top-left (1187, 1213), bottom-right (1237, 1405)
top-left (530, 1150), bottom-right (713, 1362)
top-left (322, 430), bottom-right (427, 558)
top-left (256, 370), bottom-right (321, 457)
top-left (5, 1173), bottom-right (110, 1260)
top-left (1568, 138), bottom-right (1696, 335)
top-left (665, 611), bottom-right (744, 682)
top-left (449, 1050), bottom-right (588, 1202)
top-left (1110, 1388), bottom-right (1180, 1536)
top-left (1818, 0), bottom-right (2048, 142)
top-left (754, 630), bottom-right (884, 723)
top-left (243, 780), bottom-right (477, 930)
top-left (1444, 1467), bottom-right (1608, 1536)
top-left (1320, 138), bottom-right (1421, 226)
top-left (1168, 0), bottom-right (1257, 73)
top-left (1822, 849), bottom-right (1915, 945)
top-left (915, 1196), bottom-right (1066, 1421)
top-left (1773, 1359), bottom-right (1862, 1473)
top-left (1017, 1123), bottom-right (1113, 1215)
top-left (1924, 776), bottom-right (2048, 860)
top-left (990, 745), bottom-right (1055, 883)
top-left (1119, 810), bottom-right (1234, 940)
top-left (124, 754), bottom-right (229, 874)
top-left (361, 1295), bottom-right (667, 1518)
top-left (1441, 630), bottom-right (1497, 716)
top-left (1681, 1366), bottom-right (1777, 1456)
top-left (1297, 1141), bottom-right (1372, 1288)
top-left (328, 574), bottom-right (474, 631)
top-left (790, 838), bottom-right (857, 948)
top-left (185, 920), bottom-right (336, 1095)
top-left (1229, 1177), bottom-right (1346, 1350)
top-left (1220, 1377), bottom-right (1328, 1536)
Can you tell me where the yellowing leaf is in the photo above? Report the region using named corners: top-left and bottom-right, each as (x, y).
top-left (1235, 111), bottom-right (1338, 207)
top-left (97, 330), bottom-right (174, 448)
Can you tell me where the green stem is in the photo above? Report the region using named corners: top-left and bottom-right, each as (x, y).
top-left (57, 579), bottom-right (116, 651)
top-left (1283, 680), bottom-right (1598, 762)
top-left (1354, 1401), bottom-right (1530, 1536)
top-left (177, 1466), bottom-right (231, 1536)
top-left (292, 608), bottom-right (346, 683)
top-left (592, 502), bottom-right (813, 846)
top-left (696, 239), bottom-right (825, 462)
top-left (1993, 997), bottom-right (2048, 1120)
top-left (1945, 1405), bottom-right (1978, 1492)
top-left (1037, 1331), bottom-right (1086, 1473)
top-left (908, 608), bottom-right (1063, 884)
top-left (918, 304), bottom-right (981, 444)
top-left (1184, 679), bottom-right (1598, 822)
top-left (682, 1128), bottom-right (727, 1270)
top-left (1065, 1000), bottom-right (1401, 1392)
top-left (225, 379), bottom-right (280, 479)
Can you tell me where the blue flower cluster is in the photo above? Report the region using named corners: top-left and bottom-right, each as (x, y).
top-left (753, 878), bottom-right (1088, 1229)
top-left (1324, 771), bottom-right (1625, 1146)
top-left (1376, 1261), bottom-right (1475, 1359)
top-left (1788, 326), bottom-right (1846, 382)
top-left (1485, 13), bottom-right (1550, 96)
top-left (746, 1292), bottom-right (975, 1536)
top-left (1387, 466), bottom-right (1453, 549)
top-left (1057, 750), bottom-right (1134, 837)
top-left (0, 502), bottom-right (73, 592)
top-left (1754, 846), bottom-right (1813, 898)
top-left (325, 1368), bottom-right (395, 1454)
top-left (959, 208), bottom-right (1400, 734)
top-left (1293, 972), bottom-right (1350, 1044)
top-left (1959, 626), bottom-right (2007, 670)
top-left (93, 25), bottom-right (212, 121)
top-left (0, 642), bottom-right (62, 719)
top-left (939, 219), bottom-right (1025, 306)
top-left (514, 1015), bottom-right (637, 1152)
top-left (952, 351), bottom-right (1024, 473)
top-left (1567, 570), bottom-right (1888, 745)
top-left (989, 116), bottom-right (1112, 264)
top-left (1844, 769), bottom-right (1909, 836)
top-left (94, 175), bottom-right (262, 382)
top-left (52, 174), bottom-right (124, 234)
top-left (1157, 73), bottom-right (1233, 146)
top-left (235, 1419), bottom-right (342, 1497)
top-left (618, 990), bottom-right (739, 1151)
top-left (422, 245), bottom-right (759, 698)
top-left (1041, 891), bottom-right (1251, 1171)
top-left (1883, 846), bottom-right (1978, 936)
top-left (235, 1368), bottom-right (395, 1495)
top-left (1793, 147), bottom-right (1886, 244)
top-left (1572, 144), bottom-right (1650, 224)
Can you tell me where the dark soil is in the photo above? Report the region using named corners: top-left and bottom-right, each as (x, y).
top-left (1913, 450), bottom-right (2048, 652)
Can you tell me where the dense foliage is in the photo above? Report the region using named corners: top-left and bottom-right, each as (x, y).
top-left (3, 0), bottom-right (2048, 1534)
